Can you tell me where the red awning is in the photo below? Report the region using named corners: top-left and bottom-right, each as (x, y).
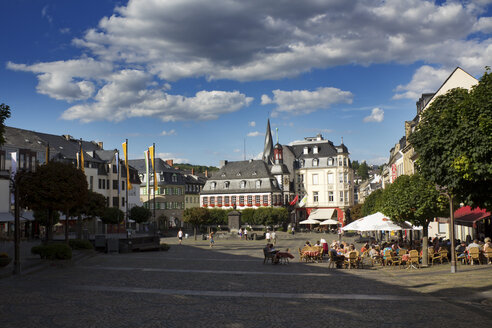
top-left (454, 206), bottom-right (491, 226)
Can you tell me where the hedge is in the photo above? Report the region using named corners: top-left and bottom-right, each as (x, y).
top-left (31, 244), bottom-right (72, 260)
top-left (69, 239), bottom-right (94, 250)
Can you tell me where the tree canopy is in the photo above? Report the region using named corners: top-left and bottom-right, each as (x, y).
top-left (361, 189), bottom-right (384, 217)
top-left (409, 68), bottom-right (492, 211)
top-left (357, 161), bottom-right (370, 180)
top-left (101, 207), bottom-right (124, 225)
top-left (0, 103), bottom-right (11, 145)
top-left (129, 205), bottom-right (152, 224)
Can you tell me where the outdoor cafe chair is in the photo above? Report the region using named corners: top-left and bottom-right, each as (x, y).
top-left (407, 250), bottom-right (420, 269)
top-left (484, 249), bottom-right (492, 264)
top-left (344, 251), bottom-right (359, 269)
top-left (263, 248), bottom-right (275, 264)
top-left (440, 249), bottom-right (449, 264)
top-left (431, 249), bottom-right (444, 265)
top-left (386, 251), bottom-right (402, 268)
top-left (468, 247), bottom-right (482, 265)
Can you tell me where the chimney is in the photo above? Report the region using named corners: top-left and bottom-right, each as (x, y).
top-left (62, 135), bottom-right (73, 141)
top-left (191, 168), bottom-right (194, 175)
top-left (205, 169), bottom-right (208, 178)
top-left (97, 141), bottom-right (103, 149)
top-left (166, 159), bottom-right (173, 167)
top-left (219, 160), bottom-right (228, 168)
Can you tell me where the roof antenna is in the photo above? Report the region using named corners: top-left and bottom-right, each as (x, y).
top-left (276, 128), bottom-right (279, 144)
top-left (341, 136), bottom-right (344, 144)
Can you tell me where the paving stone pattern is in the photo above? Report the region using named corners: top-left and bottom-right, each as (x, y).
top-left (1, 233), bottom-right (491, 328)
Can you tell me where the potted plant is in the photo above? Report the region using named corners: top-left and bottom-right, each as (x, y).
top-left (0, 252), bottom-right (12, 267)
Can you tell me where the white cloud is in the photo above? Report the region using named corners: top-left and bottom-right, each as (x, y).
top-left (161, 129), bottom-right (176, 136)
top-left (247, 131), bottom-right (262, 137)
top-left (41, 5), bottom-right (52, 24)
top-left (367, 156), bottom-right (388, 165)
top-left (262, 87), bottom-right (353, 116)
top-left (60, 27), bottom-right (71, 34)
top-left (393, 65), bottom-right (451, 99)
top-left (157, 152), bottom-right (188, 164)
top-left (8, 0), bottom-right (492, 122)
top-left (363, 108), bottom-right (384, 123)
top-left (7, 58), bottom-right (112, 101)
top-left (248, 121), bottom-right (256, 127)
top-left (59, 69), bottom-right (253, 122)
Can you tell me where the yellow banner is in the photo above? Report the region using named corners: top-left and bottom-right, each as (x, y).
top-left (122, 142), bottom-right (133, 190)
top-left (148, 145), bottom-right (157, 191)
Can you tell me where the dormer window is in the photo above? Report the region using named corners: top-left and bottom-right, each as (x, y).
top-left (236, 172), bottom-right (241, 176)
top-left (240, 180), bottom-right (246, 189)
top-left (303, 147), bottom-right (308, 154)
top-left (211, 182), bottom-right (217, 190)
top-left (221, 173), bottom-right (226, 177)
top-left (300, 160), bottom-right (305, 168)
top-left (256, 180), bottom-right (261, 188)
top-left (312, 159), bottom-right (318, 167)
top-left (224, 181), bottom-right (230, 189)
top-left (313, 146), bottom-right (318, 154)
top-left (252, 171), bottom-right (257, 176)
top-left (328, 158), bottom-right (333, 166)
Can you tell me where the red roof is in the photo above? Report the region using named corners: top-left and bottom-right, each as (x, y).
top-left (454, 206), bottom-right (491, 224)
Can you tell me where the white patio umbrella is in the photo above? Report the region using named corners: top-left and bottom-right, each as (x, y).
top-left (299, 218), bottom-right (321, 225)
top-left (319, 219), bottom-right (340, 225)
top-left (341, 212), bottom-right (411, 231)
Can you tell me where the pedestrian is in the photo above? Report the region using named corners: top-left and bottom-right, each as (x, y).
top-left (265, 231), bottom-right (271, 243)
top-left (177, 229), bottom-right (183, 245)
top-left (239, 228), bottom-right (243, 239)
top-left (291, 226), bottom-right (295, 235)
top-left (244, 228), bottom-right (248, 240)
top-left (209, 231), bottom-right (215, 248)
top-left (272, 230), bottom-right (277, 245)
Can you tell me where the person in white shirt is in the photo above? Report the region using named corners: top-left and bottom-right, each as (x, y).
top-left (271, 231), bottom-right (277, 245)
top-left (177, 229), bottom-right (183, 245)
top-left (265, 231), bottom-right (271, 243)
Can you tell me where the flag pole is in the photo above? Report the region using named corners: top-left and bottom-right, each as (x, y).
top-left (117, 149), bottom-right (120, 235)
top-left (153, 143), bottom-right (156, 232)
top-left (125, 139), bottom-right (129, 234)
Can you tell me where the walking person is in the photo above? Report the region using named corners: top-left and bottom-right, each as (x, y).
top-left (272, 230), bottom-right (277, 245)
top-left (209, 231), bottom-right (215, 248)
top-left (177, 229), bottom-right (183, 245)
top-left (265, 231), bottom-right (271, 243)
top-left (244, 228), bottom-right (248, 240)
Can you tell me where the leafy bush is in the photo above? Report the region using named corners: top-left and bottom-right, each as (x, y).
top-left (69, 239), bottom-right (94, 250)
top-left (31, 244), bottom-right (72, 260)
top-left (160, 243), bottom-right (170, 251)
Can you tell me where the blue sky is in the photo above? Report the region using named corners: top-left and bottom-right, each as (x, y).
top-left (1, 0), bottom-right (491, 166)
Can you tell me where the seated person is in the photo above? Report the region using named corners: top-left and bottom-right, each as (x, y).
top-left (360, 243), bottom-right (369, 254)
top-left (304, 241), bottom-right (312, 247)
top-left (369, 245), bottom-right (379, 259)
top-left (467, 239), bottom-right (482, 252)
top-left (329, 247), bottom-right (345, 268)
top-left (314, 240), bottom-right (321, 247)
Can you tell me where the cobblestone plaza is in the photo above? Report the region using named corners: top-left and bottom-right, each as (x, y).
top-left (1, 234), bottom-right (492, 327)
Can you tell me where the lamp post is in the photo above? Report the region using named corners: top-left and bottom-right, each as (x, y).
top-left (13, 174), bottom-right (21, 275)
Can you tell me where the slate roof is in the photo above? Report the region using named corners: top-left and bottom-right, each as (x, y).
top-left (128, 158), bottom-right (178, 174)
top-left (286, 142), bottom-right (340, 159)
top-left (209, 160), bottom-right (272, 180)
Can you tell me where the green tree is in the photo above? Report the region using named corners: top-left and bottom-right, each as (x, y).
top-left (241, 208), bottom-right (255, 225)
top-left (101, 207), bottom-right (124, 225)
top-left (381, 174), bottom-right (447, 266)
top-left (0, 103), bottom-right (11, 145)
top-left (68, 190), bottom-right (107, 239)
top-left (33, 209), bottom-right (60, 226)
top-left (17, 161), bottom-right (88, 243)
top-left (357, 161), bottom-right (370, 180)
top-left (129, 205), bottom-right (152, 224)
top-left (253, 207), bottom-right (273, 226)
top-left (183, 207), bottom-right (210, 240)
top-left (361, 189), bottom-right (384, 216)
top-left (272, 207), bottom-right (289, 227)
top-left (349, 203), bottom-right (363, 222)
top-left (208, 208), bottom-right (228, 225)
top-left (351, 160), bottom-right (360, 172)
top-left (409, 69), bottom-right (492, 211)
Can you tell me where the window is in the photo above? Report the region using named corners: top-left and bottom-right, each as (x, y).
top-left (172, 174), bottom-right (177, 183)
top-left (224, 196), bottom-right (229, 205)
top-left (122, 181), bottom-right (125, 191)
top-left (344, 173), bottom-right (348, 183)
top-left (247, 195), bottom-right (252, 205)
top-left (327, 173), bottom-right (334, 184)
top-left (231, 196), bottom-right (237, 205)
top-left (338, 157), bottom-right (343, 166)
top-left (339, 173), bottom-right (343, 183)
top-left (344, 158), bottom-right (348, 166)
top-left (122, 197), bottom-right (125, 206)
top-left (255, 195), bottom-right (260, 204)
top-left (113, 165), bottom-right (117, 173)
top-left (0, 151), bottom-right (5, 170)
top-left (300, 160), bottom-right (304, 168)
top-left (329, 191), bottom-right (334, 202)
top-left (224, 181), bottom-right (230, 189)
top-left (344, 191), bottom-right (349, 203)
top-left (256, 180), bottom-right (261, 188)
top-left (89, 176), bottom-right (93, 191)
top-left (113, 197), bottom-right (119, 207)
top-left (107, 180), bottom-right (110, 189)
top-left (217, 196), bottom-right (222, 206)
top-left (312, 174), bottom-right (318, 185)
top-left (210, 196), bottom-right (215, 205)
top-left (313, 191), bottom-right (318, 203)
top-left (203, 197), bottom-right (208, 206)
top-left (328, 158), bottom-right (333, 166)
top-left (340, 191), bottom-right (344, 202)
top-left (113, 180), bottom-right (119, 190)
top-left (240, 180), bottom-right (246, 189)
top-left (239, 196), bottom-right (244, 205)
top-left (211, 182), bottom-right (217, 190)
top-left (313, 146), bottom-right (318, 154)
top-left (263, 195), bottom-right (268, 204)
top-left (312, 159), bottom-right (318, 167)
top-left (303, 147), bottom-right (308, 154)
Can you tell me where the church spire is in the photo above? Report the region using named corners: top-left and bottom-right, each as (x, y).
top-left (262, 119), bottom-right (274, 164)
